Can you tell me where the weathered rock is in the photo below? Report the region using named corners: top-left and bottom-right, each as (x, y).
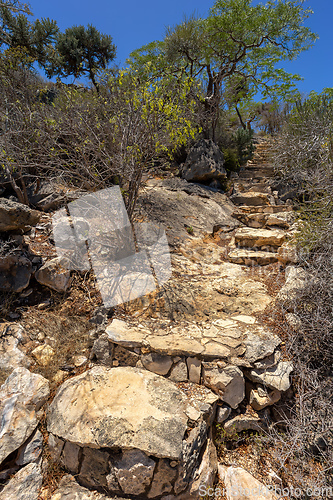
top-left (216, 405), bottom-right (231, 423)
top-left (235, 227), bottom-right (285, 249)
top-left (141, 352), bottom-right (173, 376)
top-left (35, 257), bottom-right (71, 292)
top-left (276, 266), bottom-right (307, 308)
top-left (0, 463), bottom-right (43, 500)
top-left (48, 433), bottom-right (64, 462)
top-left (47, 366), bottom-right (188, 459)
top-left (16, 428), bottom-right (43, 466)
top-left (148, 334), bottom-right (204, 357)
top-left (228, 249), bottom-right (278, 266)
top-left (230, 192), bottom-right (272, 207)
top-left (265, 212), bottom-right (294, 229)
top-left (285, 312), bottom-right (303, 331)
top-left (224, 412), bottom-right (262, 434)
top-left (90, 333), bottom-right (114, 366)
top-left (147, 459), bottom-right (177, 498)
top-left (218, 465), bottom-right (278, 500)
top-left (0, 198), bottom-right (40, 232)
top-left (186, 357), bottom-right (201, 384)
top-left (249, 387), bottom-right (281, 411)
top-left (0, 323), bottom-right (30, 370)
top-left (106, 319), bottom-right (148, 348)
top-left (247, 361), bottom-right (293, 392)
top-left (113, 449), bottom-right (156, 495)
top-left (202, 364), bottom-right (245, 408)
top-left (243, 330), bottom-right (281, 364)
top-left (0, 367), bottom-right (49, 464)
top-left (61, 441), bottom-right (81, 474)
top-left (50, 474), bottom-right (112, 500)
top-left (0, 255), bottom-right (32, 292)
top-left (169, 360), bottom-right (188, 382)
top-left (181, 139), bottom-right (226, 183)
top-left (79, 448), bottom-right (109, 489)
top-left (277, 242), bottom-right (299, 265)
top-left (31, 344), bottom-right (55, 366)
top-left (185, 437), bottom-right (218, 499)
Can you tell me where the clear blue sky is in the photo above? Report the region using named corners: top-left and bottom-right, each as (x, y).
top-left (29, 0), bottom-right (332, 96)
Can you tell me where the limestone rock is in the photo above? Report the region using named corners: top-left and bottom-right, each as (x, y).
top-left (147, 459), bottom-right (177, 498)
top-left (50, 474), bottom-right (112, 499)
top-left (0, 198), bottom-right (40, 232)
top-left (0, 463), bottom-right (42, 500)
top-left (106, 319), bottom-right (147, 348)
top-left (35, 257), bottom-right (71, 292)
top-left (243, 330), bottom-right (281, 364)
top-left (61, 441), bottom-right (81, 474)
top-left (113, 449), bottom-right (156, 495)
top-left (249, 387), bottom-right (281, 411)
top-left (141, 352), bottom-right (173, 376)
top-left (216, 405), bottom-right (231, 423)
top-left (169, 360), bottom-right (188, 382)
top-left (186, 437), bottom-right (218, 498)
top-left (0, 323), bottom-right (30, 371)
top-left (16, 428), bottom-right (43, 466)
top-left (265, 212), bottom-right (294, 229)
top-left (276, 266), bottom-right (307, 308)
top-left (235, 227), bottom-right (285, 249)
top-left (218, 465), bottom-right (278, 500)
top-left (230, 192), bottom-right (271, 207)
top-left (277, 242), bottom-right (299, 265)
top-left (79, 448), bottom-right (109, 489)
top-left (148, 334), bottom-right (204, 357)
top-left (31, 344), bottom-right (55, 366)
top-left (0, 255), bottom-right (32, 292)
top-left (186, 357), bottom-right (201, 384)
top-left (181, 139), bottom-right (226, 183)
top-left (0, 367), bottom-right (49, 464)
top-left (202, 364), bottom-right (245, 408)
top-left (224, 413), bottom-right (262, 434)
top-left (247, 361), bottom-right (293, 391)
top-left (47, 366), bottom-right (189, 459)
top-left (48, 433), bottom-right (64, 462)
top-left (228, 249), bottom-right (278, 266)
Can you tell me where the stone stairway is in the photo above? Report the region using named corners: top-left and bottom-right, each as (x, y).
top-left (44, 139), bottom-right (294, 498)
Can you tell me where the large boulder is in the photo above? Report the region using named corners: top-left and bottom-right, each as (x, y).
top-left (0, 463), bottom-right (43, 500)
top-left (47, 366), bottom-right (189, 459)
top-left (0, 198), bottom-right (40, 232)
top-left (181, 139), bottom-right (227, 183)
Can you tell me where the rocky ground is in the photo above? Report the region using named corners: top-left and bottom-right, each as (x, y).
top-left (0, 138), bottom-right (305, 499)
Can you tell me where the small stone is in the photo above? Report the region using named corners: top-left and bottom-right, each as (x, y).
top-left (35, 257), bottom-right (71, 293)
top-left (16, 429), bottom-right (43, 466)
top-left (169, 360), bottom-right (188, 382)
top-left (216, 405), bottom-right (231, 423)
top-left (186, 357), bottom-right (201, 384)
top-left (73, 355), bottom-right (88, 367)
top-left (113, 449), bottom-right (156, 496)
top-left (247, 361), bottom-right (293, 391)
top-left (141, 352), bottom-right (173, 376)
top-left (0, 462), bottom-right (42, 500)
top-left (147, 459), bottom-right (177, 498)
top-left (61, 441), bottom-right (81, 474)
top-left (31, 344), bottom-right (55, 366)
top-left (224, 413), bottom-right (262, 434)
top-left (202, 364), bottom-right (245, 409)
top-left (185, 405), bottom-right (201, 422)
top-left (47, 434), bottom-right (64, 462)
top-left (250, 387), bottom-right (281, 411)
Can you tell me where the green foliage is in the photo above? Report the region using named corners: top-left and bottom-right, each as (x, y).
top-left (222, 148), bottom-right (239, 173)
top-left (233, 128), bottom-right (255, 165)
top-left (129, 0), bottom-right (317, 139)
top-left (47, 25), bottom-right (116, 90)
top-left (0, 1), bottom-right (58, 69)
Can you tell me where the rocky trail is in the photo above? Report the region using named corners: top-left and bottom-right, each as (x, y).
top-left (0, 138), bottom-right (301, 499)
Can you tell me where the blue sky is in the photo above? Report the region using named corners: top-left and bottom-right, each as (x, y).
top-left (29, 0), bottom-right (332, 97)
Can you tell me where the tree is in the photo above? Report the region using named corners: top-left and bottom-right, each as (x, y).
top-left (0, 0), bottom-right (58, 69)
top-left (129, 0), bottom-right (317, 140)
top-left (47, 25), bottom-right (116, 91)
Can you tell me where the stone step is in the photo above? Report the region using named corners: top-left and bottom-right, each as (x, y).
top-left (234, 227), bottom-right (286, 249)
top-left (235, 204), bottom-right (293, 214)
top-left (231, 211), bottom-right (294, 229)
top-left (228, 249), bottom-right (278, 266)
top-left (230, 191), bottom-right (274, 207)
